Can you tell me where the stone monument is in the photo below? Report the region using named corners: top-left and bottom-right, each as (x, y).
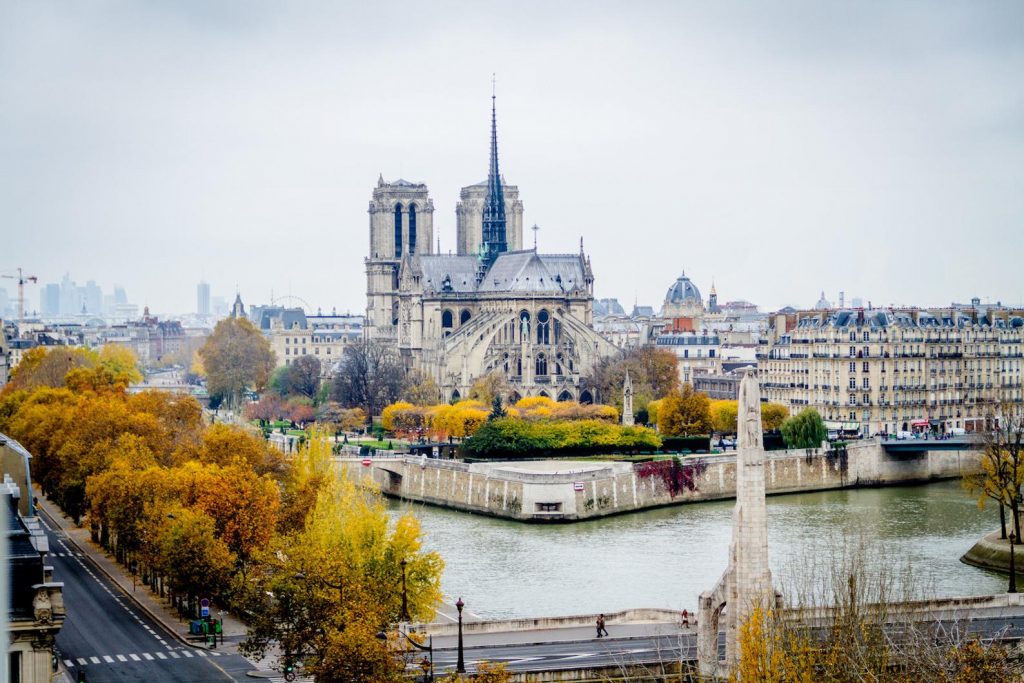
top-left (697, 367), bottom-right (775, 678)
top-left (622, 370), bottom-right (635, 427)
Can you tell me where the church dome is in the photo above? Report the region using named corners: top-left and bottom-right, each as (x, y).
top-left (664, 271), bottom-right (702, 307)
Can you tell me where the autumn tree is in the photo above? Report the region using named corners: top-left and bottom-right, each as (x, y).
top-left (284, 355), bottom-right (322, 400)
top-left (242, 435), bottom-right (443, 680)
top-left (964, 402), bottom-right (1024, 541)
top-left (761, 402), bottom-right (789, 431)
top-left (709, 400), bottom-right (739, 434)
top-left (156, 506), bottom-right (236, 607)
top-left (584, 346), bottom-right (679, 417)
top-left (402, 369), bottom-right (441, 406)
top-left (198, 316), bottom-right (275, 408)
top-left (657, 384), bottom-right (712, 436)
top-left (468, 371), bottom-right (511, 405)
top-left (330, 339), bottom-right (405, 417)
top-left (6, 346), bottom-right (96, 392)
top-left (318, 402), bottom-right (367, 434)
top-left (245, 393), bottom-right (286, 427)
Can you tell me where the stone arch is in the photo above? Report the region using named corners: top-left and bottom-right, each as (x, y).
top-left (535, 352), bottom-right (548, 376)
top-left (557, 390), bottom-right (573, 402)
top-left (441, 309), bottom-right (454, 332)
top-left (460, 309), bottom-right (471, 325)
top-left (579, 389), bottom-right (593, 404)
top-left (538, 390), bottom-right (550, 399)
top-left (451, 389), bottom-right (461, 402)
top-left (536, 309), bottom-right (551, 344)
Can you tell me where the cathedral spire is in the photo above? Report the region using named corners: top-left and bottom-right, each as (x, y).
top-left (481, 76), bottom-right (507, 268)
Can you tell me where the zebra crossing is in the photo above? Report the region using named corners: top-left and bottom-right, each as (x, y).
top-left (64, 648), bottom-right (223, 669)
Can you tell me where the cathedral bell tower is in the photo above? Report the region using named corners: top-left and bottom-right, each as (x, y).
top-left (365, 177), bottom-right (433, 340)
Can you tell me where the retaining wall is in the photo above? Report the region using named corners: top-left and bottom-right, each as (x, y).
top-left (338, 440), bottom-right (981, 522)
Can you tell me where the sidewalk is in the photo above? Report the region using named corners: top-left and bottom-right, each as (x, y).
top-left (34, 487), bottom-right (251, 656)
top-left (426, 620), bottom-right (687, 649)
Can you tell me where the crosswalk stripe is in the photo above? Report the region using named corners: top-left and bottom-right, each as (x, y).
top-left (102, 655), bottom-right (114, 663)
top-left (129, 654), bottom-right (141, 661)
top-left (116, 655), bottom-right (128, 662)
top-left (77, 658), bottom-right (87, 666)
top-left (212, 651), bottom-right (221, 656)
top-left (169, 651), bottom-right (180, 658)
top-left (182, 650), bottom-right (194, 657)
top-left (155, 652), bottom-right (168, 659)
top-left (142, 653), bottom-right (154, 660)
top-left (197, 650), bottom-right (208, 657)
top-left (64, 659), bottom-right (74, 668)
top-left (90, 656), bottom-right (100, 664)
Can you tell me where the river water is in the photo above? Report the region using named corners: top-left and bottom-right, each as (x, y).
top-left (390, 480), bottom-right (1006, 619)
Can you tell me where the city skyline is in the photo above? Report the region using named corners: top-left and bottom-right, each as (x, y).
top-left (3, 2), bottom-right (1023, 316)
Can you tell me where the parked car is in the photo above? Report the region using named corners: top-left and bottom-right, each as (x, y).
top-left (949, 427), bottom-right (967, 437)
top-left (896, 431), bottom-right (913, 440)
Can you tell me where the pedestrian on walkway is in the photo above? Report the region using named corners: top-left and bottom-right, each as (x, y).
top-left (681, 609), bottom-right (690, 628)
top-left (596, 613), bottom-right (609, 638)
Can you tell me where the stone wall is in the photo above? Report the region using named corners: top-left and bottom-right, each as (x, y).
top-left (338, 441), bottom-right (982, 522)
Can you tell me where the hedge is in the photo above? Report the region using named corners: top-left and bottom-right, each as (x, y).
top-left (459, 418), bottom-right (662, 459)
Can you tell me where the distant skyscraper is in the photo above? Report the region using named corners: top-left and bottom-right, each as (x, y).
top-left (197, 281), bottom-right (211, 316)
top-left (113, 285), bottom-right (128, 305)
top-left (41, 283), bottom-right (60, 317)
top-left (83, 280), bottom-right (103, 315)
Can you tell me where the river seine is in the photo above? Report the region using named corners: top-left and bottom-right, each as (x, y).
top-left (390, 480), bottom-right (1005, 619)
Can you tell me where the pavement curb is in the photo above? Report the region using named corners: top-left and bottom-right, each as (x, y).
top-left (431, 631), bottom-right (690, 653)
top-left (35, 488), bottom-right (215, 652)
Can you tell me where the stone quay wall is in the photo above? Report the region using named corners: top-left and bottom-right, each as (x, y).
top-left (337, 441), bottom-right (981, 522)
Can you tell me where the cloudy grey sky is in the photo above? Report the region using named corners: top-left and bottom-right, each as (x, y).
top-left (2, 1), bottom-right (1022, 317)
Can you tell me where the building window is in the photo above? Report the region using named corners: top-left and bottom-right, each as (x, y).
top-left (862, 377), bottom-right (870, 388)
top-left (850, 362), bottom-right (856, 372)
top-left (408, 203), bottom-right (417, 254)
top-left (460, 309), bottom-right (471, 325)
top-left (536, 353), bottom-right (548, 376)
top-left (863, 362), bottom-right (869, 372)
top-left (394, 203), bottom-right (403, 257)
top-left (536, 309), bottom-right (550, 344)
top-left (863, 331), bottom-right (869, 341)
top-left (849, 378), bottom-right (856, 389)
top-left (441, 310), bottom-right (454, 329)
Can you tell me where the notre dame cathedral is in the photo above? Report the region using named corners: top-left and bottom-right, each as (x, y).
top-left (364, 94), bottom-right (617, 402)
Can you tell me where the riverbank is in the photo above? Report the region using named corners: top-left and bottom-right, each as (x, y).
top-left (961, 529), bottom-right (1024, 576)
top-left (344, 438), bottom-right (982, 522)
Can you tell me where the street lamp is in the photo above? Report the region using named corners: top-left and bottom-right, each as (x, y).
top-left (1010, 532), bottom-right (1017, 594)
top-left (400, 559), bottom-right (411, 622)
top-left (455, 597), bottom-right (465, 674)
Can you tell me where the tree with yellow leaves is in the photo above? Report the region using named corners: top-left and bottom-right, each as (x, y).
top-left (241, 434), bottom-right (443, 681)
top-left (199, 316), bottom-right (275, 408)
top-left (657, 384), bottom-right (712, 436)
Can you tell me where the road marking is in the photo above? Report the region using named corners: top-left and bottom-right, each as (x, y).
top-left (102, 655), bottom-right (114, 663)
top-left (64, 659), bottom-right (74, 668)
top-left (129, 654), bottom-right (141, 661)
top-left (155, 652), bottom-right (168, 659)
top-left (90, 656), bottom-right (100, 664)
top-left (116, 654), bottom-right (128, 662)
top-left (76, 658), bottom-right (87, 666)
top-left (169, 651), bottom-right (180, 658)
top-left (142, 653), bottom-right (154, 660)
top-left (182, 650), bottom-right (194, 657)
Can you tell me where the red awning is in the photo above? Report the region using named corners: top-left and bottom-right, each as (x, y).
top-left (911, 420), bottom-right (929, 427)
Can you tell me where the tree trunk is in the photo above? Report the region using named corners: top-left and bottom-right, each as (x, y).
top-left (1000, 503), bottom-right (1007, 539)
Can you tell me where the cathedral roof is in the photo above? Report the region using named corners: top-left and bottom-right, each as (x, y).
top-left (414, 250), bottom-right (587, 296)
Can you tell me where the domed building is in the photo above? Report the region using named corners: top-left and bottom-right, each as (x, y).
top-left (661, 271), bottom-right (705, 318)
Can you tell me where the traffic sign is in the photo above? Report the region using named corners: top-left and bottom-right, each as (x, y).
top-left (362, 458), bottom-right (372, 466)
top-left (573, 482), bottom-right (585, 492)
top-left (200, 597), bottom-right (210, 618)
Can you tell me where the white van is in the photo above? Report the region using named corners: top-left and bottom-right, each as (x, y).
top-left (949, 427), bottom-right (967, 437)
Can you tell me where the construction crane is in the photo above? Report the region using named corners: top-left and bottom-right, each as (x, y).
top-left (1, 268), bottom-right (38, 323)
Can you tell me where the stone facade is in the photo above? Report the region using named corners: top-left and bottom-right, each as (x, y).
top-left (760, 306), bottom-right (1024, 436)
top-left (363, 99), bottom-right (617, 401)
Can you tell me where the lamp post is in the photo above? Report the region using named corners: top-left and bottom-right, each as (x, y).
top-left (455, 597), bottom-right (465, 673)
top-left (1011, 532), bottom-right (1018, 594)
top-left (400, 559), bottom-right (411, 622)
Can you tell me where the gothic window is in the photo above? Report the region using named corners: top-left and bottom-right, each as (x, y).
top-left (394, 203), bottom-right (403, 257)
top-left (441, 310), bottom-right (454, 337)
top-left (519, 310), bottom-right (531, 340)
top-left (516, 357), bottom-right (523, 376)
top-left (408, 204), bottom-right (417, 254)
top-left (460, 309), bottom-right (471, 325)
top-left (536, 309), bottom-right (550, 344)
top-left (555, 352), bottom-right (564, 375)
top-left (579, 390), bottom-right (593, 405)
top-left (391, 301), bottom-right (399, 326)
top-left (536, 353), bottom-right (548, 376)
top-left (553, 319), bottom-right (561, 344)
top-left (558, 390), bottom-right (572, 402)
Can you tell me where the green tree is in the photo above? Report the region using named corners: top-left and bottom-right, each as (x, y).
top-left (198, 317), bottom-right (275, 408)
top-left (780, 408), bottom-right (828, 448)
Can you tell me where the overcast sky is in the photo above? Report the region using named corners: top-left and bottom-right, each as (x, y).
top-left (2, 1), bottom-right (1022, 317)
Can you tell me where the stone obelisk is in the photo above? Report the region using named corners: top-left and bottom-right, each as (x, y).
top-left (697, 367), bottom-right (773, 678)
top-left (622, 370), bottom-right (635, 426)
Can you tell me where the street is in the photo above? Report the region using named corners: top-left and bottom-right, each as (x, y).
top-left (39, 508), bottom-right (256, 683)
